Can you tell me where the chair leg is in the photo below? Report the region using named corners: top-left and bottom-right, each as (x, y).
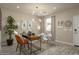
top-left (23, 44), bottom-right (30, 55)
top-left (19, 45), bottom-right (22, 54)
top-left (24, 45), bottom-right (26, 48)
top-left (24, 45), bottom-right (26, 51)
top-left (16, 44), bottom-right (19, 52)
top-left (28, 44), bottom-right (29, 50)
top-left (47, 40), bottom-right (48, 44)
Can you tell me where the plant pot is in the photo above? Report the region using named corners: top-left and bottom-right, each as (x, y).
top-left (6, 39), bottom-right (13, 46)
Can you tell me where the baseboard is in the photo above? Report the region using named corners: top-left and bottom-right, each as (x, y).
top-left (55, 40), bottom-right (73, 46)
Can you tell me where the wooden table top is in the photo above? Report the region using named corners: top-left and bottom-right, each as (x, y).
top-left (28, 35), bottom-right (40, 41)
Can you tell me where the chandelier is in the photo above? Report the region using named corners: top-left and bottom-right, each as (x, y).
top-left (32, 6), bottom-right (39, 16)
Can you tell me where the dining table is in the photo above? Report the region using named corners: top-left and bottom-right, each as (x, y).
top-left (27, 35), bottom-right (42, 54)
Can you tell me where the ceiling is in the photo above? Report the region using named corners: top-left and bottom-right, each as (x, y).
top-left (0, 3), bottom-right (79, 16)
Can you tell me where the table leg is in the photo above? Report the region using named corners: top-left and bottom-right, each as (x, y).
top-left (40, 38), bottom-right (41, 51)
top-left (30, 41), bottom-right (32, 54)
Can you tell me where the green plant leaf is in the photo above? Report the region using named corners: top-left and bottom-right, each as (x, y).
top-left (4, 16), bottom-right (18, 40)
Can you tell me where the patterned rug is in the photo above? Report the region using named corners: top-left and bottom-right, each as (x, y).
top-left (0, 41), bottom-right (79, 55)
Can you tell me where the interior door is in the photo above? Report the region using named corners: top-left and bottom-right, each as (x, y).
top-left (73, 15), bottom-right (79, 46)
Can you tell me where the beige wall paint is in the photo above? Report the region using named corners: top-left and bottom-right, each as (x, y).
top-left (1, 7), bottom-right (79, 45)
top-left (1, 8), bottom-right (42, 44)
top-left (55, 7), bottom-right (79, 45)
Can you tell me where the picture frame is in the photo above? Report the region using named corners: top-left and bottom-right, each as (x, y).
top-left (64, 20), bottom-right (72, 31)
top-left (21, 20), bottom-right (27, 31)
top-left (57, 20), bottom-right (64, 28)
top-left (27, 20), bottom-right (32, 31)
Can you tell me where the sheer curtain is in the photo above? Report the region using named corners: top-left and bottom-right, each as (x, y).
top-left (51, 16), bottom-right (56, 41)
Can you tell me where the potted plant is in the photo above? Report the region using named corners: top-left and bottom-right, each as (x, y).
top-left (4, 16), bottom-right (17, 46)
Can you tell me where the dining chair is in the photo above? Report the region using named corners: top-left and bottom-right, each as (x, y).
top-left (15, 35), bottom-right (29, 54)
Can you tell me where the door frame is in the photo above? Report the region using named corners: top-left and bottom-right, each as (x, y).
top-left (0, 8), bottom-right (2, 51)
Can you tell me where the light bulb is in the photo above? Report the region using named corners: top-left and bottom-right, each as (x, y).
top-left (37, 25), bottom-right (40, 30)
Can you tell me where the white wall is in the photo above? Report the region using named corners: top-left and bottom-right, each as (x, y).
top-left (1, 8), bottom-right (42, 44)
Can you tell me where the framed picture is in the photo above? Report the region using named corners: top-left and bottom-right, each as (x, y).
top-left (57, 20), bottom-right (64, 28)
top-left (27, 20), bottom-right (32, 31)
top-left (64, 20), bottom-right (72, 28)
top-left (21, 20), bottom-right (27, 31)
top-left (64, 20), bottom-right (72, 31)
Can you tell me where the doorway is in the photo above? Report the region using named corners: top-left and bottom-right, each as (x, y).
top-left (43, 16), bottom-right (56, 41)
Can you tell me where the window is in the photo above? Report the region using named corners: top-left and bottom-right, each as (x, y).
top-left (45, 17), bottom-right (51, 32)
